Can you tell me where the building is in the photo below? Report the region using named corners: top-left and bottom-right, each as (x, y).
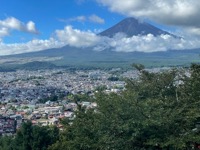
top-left (0, 116), bottom-right (16, 135)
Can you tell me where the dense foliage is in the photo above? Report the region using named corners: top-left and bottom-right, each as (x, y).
top-left (1, 64), bottom-right (200, 149)
top-left (49, 64), bottom-right (200, 150)
top-left (0, 121), bottom-right (59, 150)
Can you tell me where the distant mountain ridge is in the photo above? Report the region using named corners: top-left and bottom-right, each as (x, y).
top-left (99, 17), bottom-right (171, 37)
top-left (0, 17), bottom-right (200, 69)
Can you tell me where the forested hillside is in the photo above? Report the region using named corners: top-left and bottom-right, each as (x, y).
top-left (1, 64), bottom-right (200, 150)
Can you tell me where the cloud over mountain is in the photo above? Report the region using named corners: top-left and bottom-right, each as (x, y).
top-left (1, 15), bottom-right (200, 56)
top-left (55, 26), bottom-right (102, 48)
top-left (0, 38), bottom-right (62, 56)
top-left (103, 33), bottom-right (199, 52)
top-left (1, 25), bottom-right (200, 56)
top-left (96, 0), bottom-right (200, 35)
top-left (53, 25), bottom-right (200, 53)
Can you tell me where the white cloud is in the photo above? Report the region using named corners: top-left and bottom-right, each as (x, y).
top-left (89, 14), bottom-right (105, 24)
top-left (183, 27), bottom-right (200, 36)
top-left (105, 34), bottom-right (197, 52)
top-left (59, 14), bottom-right (105, 24)
top-left (0, 38), bottom-right (63, 56)
top-left (0, 26), bottom-right (103, 56)
top-left (54, 26), bottom-right (200, 52)
top-left (0, 17), bottom-right (22, 31)
top-left (96, 0), bottom-right (200, 36)
top-left (68, 16), bottom-right (87, 23)
top-left (1, 26), bottom-right (200, 56)
top-left (1, 2), bottom-right (200, 56)
top-left (26, 21), bottom-right (38, 33)
top-left (0, 27), bottom-right (9, 37)
top-left (58, 16), bottom-right (87, 23)
top-left (0, 17), bottom-right (38, 35)
top-left (93, 28), bottom-right (104, 34)
top-left (55, 26), bottom-right (102, 47)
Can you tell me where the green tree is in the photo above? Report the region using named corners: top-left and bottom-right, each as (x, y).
top-left (11, 121), bottom-right (59, 150)
top-left (49, 64), bottom-right (200, 149)
top-left (49, 108), bottom-right (100, 150)
top-left (1, 64), bottom-right (198, 150)
top-left (95, 85), bottom-right (107, 92)
top-left (0, 136), bottom-right (13, 150)
top-left (13, 121), bottom-right (33, 150)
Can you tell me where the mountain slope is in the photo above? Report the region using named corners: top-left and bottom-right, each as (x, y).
top-left (99, 17), bottom-right (171, 37)
top-left (0, 17), bottom-right (199, 69)
top-left (2, 46), bottom-right (200, 69)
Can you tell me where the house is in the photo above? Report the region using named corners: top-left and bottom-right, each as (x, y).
top-left (0, 116), bottom-right (16, 135)
top-left (10, 114), bottom-right (23, 129)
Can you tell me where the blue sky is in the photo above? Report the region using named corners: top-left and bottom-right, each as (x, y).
top-left (0, 0), bottom-right (124, 43)
top-left (0, 0), bottom-right (200, 55)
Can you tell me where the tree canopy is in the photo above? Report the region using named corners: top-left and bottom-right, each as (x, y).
top-left (1, 64), bottom-right (200, 150)
top-left (0, 121), bottom-right (59, 150)
top-left (49, 64), bottom-right (200, 149)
